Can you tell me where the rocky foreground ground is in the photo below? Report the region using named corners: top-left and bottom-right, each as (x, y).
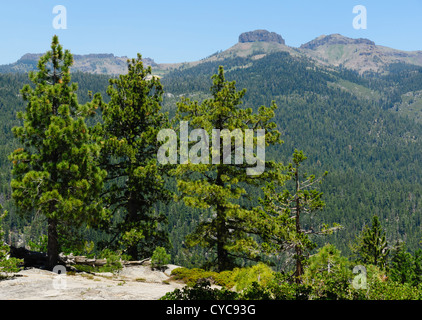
top-left (0, 264), bottom-right (185, 300)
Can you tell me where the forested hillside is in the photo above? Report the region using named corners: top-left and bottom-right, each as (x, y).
top-left (160, 51), bottom-right (422, 258)
top-left (1, 44), bottom-right (422, 275)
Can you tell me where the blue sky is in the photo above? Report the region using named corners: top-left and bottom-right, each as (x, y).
top-left (0, 0), bottom-right (421, 65)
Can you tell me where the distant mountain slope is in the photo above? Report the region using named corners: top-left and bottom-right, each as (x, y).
top-left (299, 34), bottom-right (422, 73)
top-left (0, 53), bottom-right (157, 75)
top-left (160, 49), bottom-right (422, 257)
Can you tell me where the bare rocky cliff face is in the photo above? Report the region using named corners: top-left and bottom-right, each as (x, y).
top-left (238, 29), bottom-right (285, 45)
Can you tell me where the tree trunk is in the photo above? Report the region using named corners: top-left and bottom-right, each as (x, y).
top-left (295, 246), bottom-right (303, 284)
top-left (47, 217), bottom-right (59, 270)
top-left (216, 168), bottom-right (229, 272)
top-left (127, 196), bottom-right (138, 260)
top-left (294, 168), bottom-right (303, 284)
top-left (127, 245), bottom-right (138, 262)
top-left (216, 206), bottom-right (229, 272)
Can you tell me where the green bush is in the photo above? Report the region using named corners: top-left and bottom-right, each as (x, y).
top-left (160, 279), bottom-right (238, 300)
top-left (0, 208), bottom-right (23, 275)
top-left (151, 247), bottom-right (171, 270)
top-left (302, 244), bottom-right (353, 300)
top-left (169, 263), bottom-right (275, 291)
top-left (232, 263), bottom-right (275, 292)
top-left (264, 272), bottom-right (312, 300)
top-left (162, 270), bottom-right (313, 301)
top-left (163, 263), bottom-right (422, 300)
top-left (171, 267), bottom-right (216, 286)
top-left (214, 270), bottom-right (237, 288)
top-left (238, 281), bottom-right (273, 300)
top-left (234, 272), bottom-right (312, 300)
top-left (170, 267), bottom-right (236, 288)
top-left (0, 258), bottom-right (24, 275)
top-left (361, 265), bottom-right (422, 300)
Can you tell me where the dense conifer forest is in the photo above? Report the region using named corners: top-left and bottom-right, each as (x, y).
top-left (2, 37), bottom-right (422, 300)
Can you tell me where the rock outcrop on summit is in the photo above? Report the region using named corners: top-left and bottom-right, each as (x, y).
top-left (239, 30), bottom-right (285, 45)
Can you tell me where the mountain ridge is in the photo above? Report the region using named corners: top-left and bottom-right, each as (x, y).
top-left (300, 33), bottom-right (375, 49)
top-left (148, 31), bottom-right (422, 75)
top-left (299, 33), bottom-right (422, 73)
top-left (0, 53), bottom-right (157, 75)
top-left (2, 30), bottom-right (422, 75)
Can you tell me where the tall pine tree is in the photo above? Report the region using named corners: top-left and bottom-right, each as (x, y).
top-left (173, 66), bottom-right (281, 271)
top-left (97, 54), bottom-right (171, 260)
top-left (389, 241), bottom-right (418, 285)
top-left (9, 36), bottom-right (107, 269)
top-left (255, 150), bottom-right (340, 283)
top-left (351, 215), bottom-right (390, 269)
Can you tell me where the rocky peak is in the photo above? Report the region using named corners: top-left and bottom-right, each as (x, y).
top-left (239, 30), bottom-right (285, 45)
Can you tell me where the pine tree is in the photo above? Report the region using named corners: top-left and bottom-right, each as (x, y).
top-left (9, 36), bottom-right (107, 269)
top-left (413, 248), bottom-right (422, 285)
top-left (97, 54), bottom-right (171, 260)
top-left (256, 150), bottom-right (339, 283)
top-left (351, 215), bottom-right (390, 269)
top-left (173, 66), bottom-right (281, 271)
top-left (389, 241), bottom-right (422, 286)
